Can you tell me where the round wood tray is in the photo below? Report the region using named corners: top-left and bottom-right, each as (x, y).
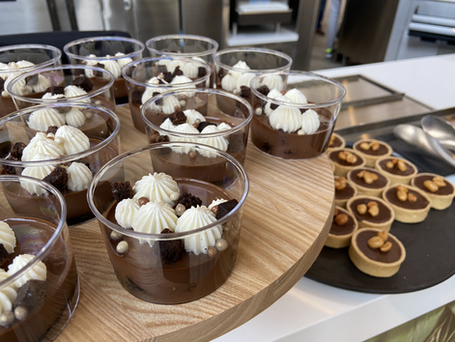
top-left (57, 106), bottom-right (334, 342)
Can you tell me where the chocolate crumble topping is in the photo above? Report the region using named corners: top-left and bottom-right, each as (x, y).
top-left (10, 142), bottom-right (26, 160)
top-left (111, 181), bottom-right (134, 202)
top-left (158, 228), bottom-right (184, 264)
top-left (175, 193), bottom-right (202, 210)
top-left (168, 110), bottom-right (187, 125)
top-left (43, 166), bottom-right (68, 192)
top-left (216, 199), bottom-right (239, 220)
top-left (72, 75), bottom-right (94, 92)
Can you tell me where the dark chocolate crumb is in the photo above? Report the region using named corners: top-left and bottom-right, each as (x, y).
top-left (257, 85), bottom-right (270, 96)
top-left (10, 142), bottom-right (26, 160)
top-left (270, 103), bottom-right (278, 110)
top-left (72, 75), bottom-right (94, 92)
top-left (14, 280), bottom-right (47, 310)
top-left (168, 110), bottom-right (186, 125)
top-left (163, 72), bottom-right (173, 83)
top-left (172, 66), bottom-right (183, 77)
top-left (46, 126), bottom-right (58, 135)
top-left (0, 244), bottom-right (8, 267)
top-left (215, 199), bottom-right (239, 220)
top-left (197, 121), bottom-right (217, 133)
top-left (1, 156), bottom-right (18, 175)
top-left (197, 67), bottom-right (207, 77)
top-left (111, 181), bottom-right (134, 202)
top-left (43, 166), bottom-right (68, 192)
top-left (240, 86), bottom-right (251, 99)
top-left (25, 74), bottom-right (39, 86)
top-left (45, 86), bottom-right (65, 95)
top-left (152, 92), bottom-right (163, 106)
top-left (175, 193), bottom-right (202, 210)
top-left (158, 228), bottom-right (184, 264)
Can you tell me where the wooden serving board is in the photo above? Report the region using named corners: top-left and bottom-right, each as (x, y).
top-left (57, 106), bottom-right (335, 342)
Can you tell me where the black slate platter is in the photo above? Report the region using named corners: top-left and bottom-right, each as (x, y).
top-left (305, 135), bottom-right (455, 294)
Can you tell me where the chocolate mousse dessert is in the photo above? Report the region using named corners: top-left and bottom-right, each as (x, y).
top-left (375, 157), bottom-right (417, 185)
top-left (125, 58), bottom-right (210, 133)
top-left (325, 206), bottom-right (358, 249)
top-left (353, 139), bottom-right (392, 167)
top-left (383, 184), bottom-right (431, 223)
top-left (102, 172), bottom-right (241, 304)
top-left (411, 173), bottom-right (455, 210)
top-left (0, 218), bottom-right (78, 342)
top-left (334, 176), bottom-right (357, 208)
top-left (145, 107), bottom-right (249, 181)
top-left (347, 196), bottom-right (395, 231)
top-left (250, 86), bottom-right (336, 159)
top-left (0, 107), bottom-right (119, 224)
top-left (347, 167), bottom-right (390, 197)
top-left (349, 228), bottom-right (406, 278)
top-left (329, 148), bottom-right (366, 177)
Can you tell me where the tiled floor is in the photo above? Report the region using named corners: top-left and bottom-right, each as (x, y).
top-left (309, 29), bottom-right (343, 72)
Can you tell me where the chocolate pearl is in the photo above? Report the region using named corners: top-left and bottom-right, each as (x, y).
top-left (116, 241), bottom-right (129, 254)
top-left (110, 231), bottom-right (123, 241)
top-left (208, 246), bottom-right (217, 257)
top-left (0, 311), bottom-right (14, 327)
top-left (189, 151), bottom-right (196, 159)
top-left (138, 197), bottom-right (149, 206)
top-left (14, 307), bottom-right (28, 321)
top-left (215, 239), bottom-right (228, 251)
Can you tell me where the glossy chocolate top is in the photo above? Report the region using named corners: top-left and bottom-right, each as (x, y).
top-left (329, 135), bottom-right (344, 149)
top-left (349, 198), bottom-right (392, 223)
top-left (349, 168), bottom-right (388, 189)
top-left (335, 181), bottom-right (356, 200)
top-left (354, 140), bottom-right (390, 156)
top-left (356, 230), bottom-right (403, 263)
top-left (378, 158), bottom-right (416, 176)
top-left (330, 209), bottom-right (356, 236)
top-left (384, 187), bottom-right (430, 210)
top-left (329, 149), bottom-right (364, 167)
top-left (413, 175), bottom-right (455, 196)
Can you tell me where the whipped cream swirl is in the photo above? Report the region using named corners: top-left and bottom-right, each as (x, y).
top-left (0, 269), bottom-right (17, 315)
top-left (0, 221), bottom-right (16, 254)
top-left (133, 172), bottom-right (180, 206)
top-left (7, 254), bottom-right (47, 288)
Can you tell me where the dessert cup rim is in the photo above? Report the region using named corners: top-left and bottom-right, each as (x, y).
top-left (87, 142), bottom-right (249, 241)
top-left (121, 56), bottom-right (211, 88)
top-left (0, 101), bottom-right (120, 167)
top-left (0, 44), bottom-right (62, 74)
top-left (250, 70), bottom-right (346, 108)
top-left (0, 174), bottom-right (68, 289)
top-left (214, 47), bottom-right (292, 73)
top-left (63, 36), bottom-right (145, 61)
top-left (145, 34), bottom-right (219, 57)
top-left (6, 64), bottom-right (115, 102)
top-left (141, 88), bottom-right (253, 137)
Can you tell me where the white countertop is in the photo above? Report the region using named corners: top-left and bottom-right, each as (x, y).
top-left (214, 54), bottom-right (455, 342)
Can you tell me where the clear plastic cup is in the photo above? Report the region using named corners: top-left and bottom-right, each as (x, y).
top-left (122, 56), bottom-right (211, 133)
top-left (250, 71), bottom-right (346, 159)
top-left (145, 34), bottom-right (218, 87)
top-left (141, 88), bottom-right (253, 173)
top-left (64, 36), bottom-right (145, 102)
top-left (7, 64), bottom-right (116, 113)
top-left (213, 47), bottom-right (292, 101)
top-left (0, 102), bottom-right (121, 225)
top-left (0, 44), bottom-right (62, 118)
top-left (88, 142), bottom-right (249, 304)
top-left (0, 174), bottom-right (79, 342)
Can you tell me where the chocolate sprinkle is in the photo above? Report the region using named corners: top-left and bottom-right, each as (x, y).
top-left (10, 142), bottom-right (26, 160)
top-left (43, 166), bottom-right (68, 192)
top-left (72, 75), bottom-right (94, 92)
top-left (168, 110), bottom-right (187, 125)
top-left (158, 228), bottom-right (184, 264)
top-left (176, 193), bottom-right (202, 210)
top-left (215, 199), bottom-right (239, 220)
top-left (111, 181), bottom-right (134, 202)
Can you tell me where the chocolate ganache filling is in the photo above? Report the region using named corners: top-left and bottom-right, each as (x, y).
top-left (330, 210), bottom-right (356, 236)
top-left (335, 182), bottom-right (355, 200)
top-left (354, 142), bottom-right (389, 156)
top-left (349, 168), bottom-right (388, 189)
top-left (378, 159), bottom-right (415, 176)
top-left (413, 175), bottom-right (454, 196)
top-left (349, 198), bottom-right (392, 223)
top-left (356, 230), bottom-right (402, 263)
top-left (385, 188), bottom-right (429, 210)
top-left (329, 150), bottom-right (363, 167)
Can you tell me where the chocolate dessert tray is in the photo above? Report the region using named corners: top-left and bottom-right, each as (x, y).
top-left (56, 106), bottom-right (335, 342)
top-left (306, 107), bottom-right (455, 294)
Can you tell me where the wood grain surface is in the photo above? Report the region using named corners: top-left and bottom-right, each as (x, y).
top-left (57, 106), bottom-right (335, 342)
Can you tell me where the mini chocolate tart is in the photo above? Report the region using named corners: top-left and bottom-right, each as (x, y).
top-left (383, 184), bottom-right (431, 223)
top-left (327, 133), bottom-right (346, 151)
top-left (411, 173), bottom-right (455, 210)
top-left (334, 176), bottom-right (357, 208)
top-left (347, 196), bottom-right (395, 231)
top-left (375, 156), bottom-right (417, 185)
top-left (347, 167), bottom-right (390, 198)
top-left (353, 139), bottom-right (392, 167)
top-left (329, 148), bottom-right (366, 177)
top-left (349, 228), bottom-right (406, 278)
top-left (325, 206), bottom-right (358, 248)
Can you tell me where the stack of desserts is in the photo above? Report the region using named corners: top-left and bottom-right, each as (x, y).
top-left (326, 136), bottom-right (455, 277)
